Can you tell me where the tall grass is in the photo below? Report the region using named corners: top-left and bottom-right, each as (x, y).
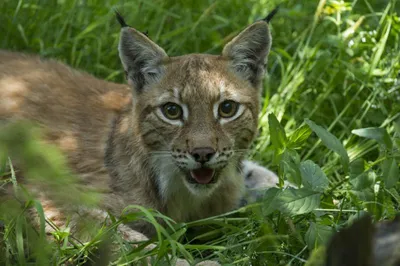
top-left (1, 0), bottom-right (399, 265)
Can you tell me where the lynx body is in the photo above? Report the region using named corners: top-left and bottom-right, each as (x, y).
top-left (0, 12), bottom-right (277, 265)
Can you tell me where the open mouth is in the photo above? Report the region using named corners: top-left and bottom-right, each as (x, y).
top-left (187, 167), bottom-right (217, 184)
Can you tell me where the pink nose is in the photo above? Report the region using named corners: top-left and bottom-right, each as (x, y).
top-left (190, 147), bottom-right (216, 163)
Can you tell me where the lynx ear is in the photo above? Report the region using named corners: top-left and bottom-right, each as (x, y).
top-left (116, 12), bottom-right (168, 92)
top-left (222, 21), bottom-right (272, 88)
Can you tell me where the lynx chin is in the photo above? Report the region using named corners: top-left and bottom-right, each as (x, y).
top-left (0, 8), bottom-right (279, 265)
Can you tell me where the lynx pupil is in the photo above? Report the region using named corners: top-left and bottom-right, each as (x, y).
top-left (219, 100), bottom-right (238, 118)
top-left (162, 102), bottom-right (182, 120)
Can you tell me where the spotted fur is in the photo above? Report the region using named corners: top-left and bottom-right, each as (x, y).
top-left (0, 11), bottom-right (276, 264)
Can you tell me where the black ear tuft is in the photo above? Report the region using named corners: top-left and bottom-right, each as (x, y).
top-left (114, 9), bottom-right (129, 28)
top-left (263, 5), bottom-right (280, 23)
top-left (118, 24), bottom-right (168, 92)
top-left (222, 21), bottom-right (272, 89)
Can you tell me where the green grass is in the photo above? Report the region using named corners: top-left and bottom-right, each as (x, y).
top-left (1, 0), bottom-right (400, 265)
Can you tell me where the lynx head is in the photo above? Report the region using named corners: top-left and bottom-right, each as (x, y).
top-left (117, 11), bottom-right (275, 198)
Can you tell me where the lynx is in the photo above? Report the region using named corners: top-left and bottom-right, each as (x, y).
top-left (0, 9), bottom-right (279, 265)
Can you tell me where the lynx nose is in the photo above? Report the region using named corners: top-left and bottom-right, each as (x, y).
top-left (191, 147), bottom-right (216, 164)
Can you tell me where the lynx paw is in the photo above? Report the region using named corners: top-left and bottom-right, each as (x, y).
top-left (241, 160), bottom-right (291, 206)
top-left (242, 160), bottom-right (280, 190)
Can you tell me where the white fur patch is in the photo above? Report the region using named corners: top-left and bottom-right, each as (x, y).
top-left (152, 156), bottom-right (233, 222)
top-left (242, 160), bottom-right (280, 189)
top-left (240, 160), bottom-right (293, 206)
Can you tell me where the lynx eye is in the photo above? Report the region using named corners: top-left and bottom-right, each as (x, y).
top-left (218, 100), bottom-right (239, 118)
top-left (161, 102), bottom-right (183, 120)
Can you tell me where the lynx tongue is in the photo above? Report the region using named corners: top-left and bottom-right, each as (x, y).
top-left (190, 168), bottom-right (215, 184)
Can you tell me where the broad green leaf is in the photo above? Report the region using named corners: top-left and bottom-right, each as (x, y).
top-left (349, 159), bottom-right (374, 190)
top-left (350, 188), bottom-right (375, 203)
top-left (383, 190), bottom-right (396, 219)
top-left (288, 124), bottom-right (312, 149)
top-left (262, 187), bottom-right (281, 216)
top-left (276, 188), bottom-right (321, 216)
top-left (346, 211), bottom-right (370, 226)
top-left (305, 119), bottom-right (349, 172)
top-left (268, 113), bottom-right (287, 151)
top-left (394, 118), bottom-right (400, 135)
top-left (382, 158), bottom-right (399, 189)
top-left (349, 158), bottom-right (365, 178)
top-left (350, 172), bottom-right (375, 191)
top-left (351, 127), bottom-right (393, 150)
top-left (388, 188), bottom-right (400, 204)
top-left (300, 160), bottom-right (329, 192)
top-left (305, 222), bottom-right (334, 249)
top-left (281, 149), bottom-right (302, 186)
top-left (373, 185), bottom-right (385, 220)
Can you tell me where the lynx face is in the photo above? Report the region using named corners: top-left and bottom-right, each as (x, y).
top-left (135, 56), bottom-right (260, 196)
top-left (118, 18), bottom-right (272, 197)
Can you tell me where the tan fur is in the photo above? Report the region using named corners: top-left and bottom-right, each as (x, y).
top-left (0, 17), bottom-right (273, 264)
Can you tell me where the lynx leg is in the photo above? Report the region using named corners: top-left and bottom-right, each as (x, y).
top-left (28, 194), bottom-right (219, 266)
